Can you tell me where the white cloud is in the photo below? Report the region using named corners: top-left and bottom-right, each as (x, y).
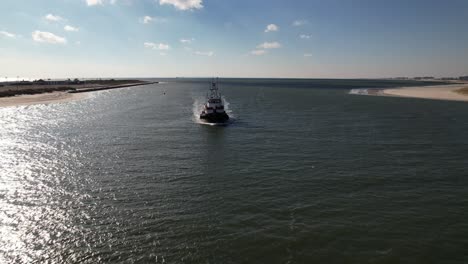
top-left (251, 50), bottom-right (267, 56)
top-left (265, 24), bottom-right (279, 33)
top-left (86, 0), bottom-right (104, 6)
top-left (140, 16), bottom-right (167, 24)
top-left (300, 34), bottom-right (311, 39)
top-left (32, 31), bottom-right (67, 44)
top-left (144, 42), bottom-right (154, 48)
top-left (304, 53), bottom-right (312, 57)
top-left (159, 0), bottom-right (203, 10)
top-left (195, 51), bottom-right (214, 56)
top-left (143, 16), bottom-right (153, 24)
top-left (64, 25), bottom-right (79, 32)
top-left (86, 0), bottom-right (123, 5)
top-left (158, 43), bottom-right (170, 50)
top-left (293, 20), bottom-right (308, 26)
top-left (0, 31), bottom-right (16, 38)
top-left (144, 42), bottom-right (170, 50)
top-left (142, 16), bottom-right (153, 24)
top-left (45, 14), bottom-right (64, 22)
top-left (257, 42), bottom-right (281, 49)
top-left (180, 38), bottom-right (194, 44)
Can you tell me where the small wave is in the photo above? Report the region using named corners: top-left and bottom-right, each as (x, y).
top-left (349, 88), bottom-right (384, 96)
top-left (349, 88), bottom-right (370, 95)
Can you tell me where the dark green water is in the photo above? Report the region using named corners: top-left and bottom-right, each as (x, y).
top-left (1, 79), bottom-right (467, 263)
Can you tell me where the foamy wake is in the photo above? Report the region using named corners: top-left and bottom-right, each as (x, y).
top-left (193, 98), bottom-right (203, 120)
top-left (222, 97), bottom-right (234, 117)
top-left (192, 97), bottom-right (234, 126)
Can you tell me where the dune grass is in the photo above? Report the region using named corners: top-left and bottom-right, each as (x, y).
top-left (0, 87), bottom-right (76, 98)
top-left (456, 87), bottom-right (468, 96)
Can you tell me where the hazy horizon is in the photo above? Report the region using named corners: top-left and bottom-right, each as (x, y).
top-left (2, 76), bottom-right (464, 82)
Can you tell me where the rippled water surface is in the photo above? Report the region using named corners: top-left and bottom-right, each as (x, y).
top-left (1, 79), bottom-right (467, 263)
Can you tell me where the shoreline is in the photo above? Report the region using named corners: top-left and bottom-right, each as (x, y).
top-left (68, 82), bottom-right (158, 93)
top-left (0, 81), bottom-right (157, 108)
top-left (382, 83), bottom-right (468, 102)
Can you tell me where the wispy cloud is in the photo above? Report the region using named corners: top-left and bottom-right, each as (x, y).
top-left (64, 25), bottom-right (79, 32)
top-left (144, 42), bottom-right (170, 50)
top-left (180, 38), bottom-right (194, 44)
top-left (32, 31), bottom-right (67, 44)
top-left (265, 24), bottom-right (279, 33)
top-left (0, 31), bottom-right (16, 38)
top-left (159, 0), bottom-right (203, 10)
top-left (257, 42), bottom-right (281, 49)
top-left (300, 34), bottom-right (311, 39)
top-left (251, 50), bottom-right (267, 56)
top-left (304, 53), bottom-right (312, 57)
top-left (45, 14), bottom-right (64, 22)
top-left (293, 20), bottom-right (308, 26)
top-left (195, 51), bottom-right (214, 56)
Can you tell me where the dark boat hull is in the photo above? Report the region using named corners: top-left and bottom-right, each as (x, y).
top-left (200, 112), bottom-right (229, 123)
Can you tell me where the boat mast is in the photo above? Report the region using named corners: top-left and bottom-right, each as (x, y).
top-left (209, 77), bottom-right (220, 99)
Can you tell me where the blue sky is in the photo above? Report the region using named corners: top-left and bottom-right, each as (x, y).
top-left (1, 0), bottom-right (467, 79)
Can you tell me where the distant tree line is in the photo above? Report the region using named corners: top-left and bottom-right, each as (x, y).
top-left (392, 75), bottom-right (468, 81)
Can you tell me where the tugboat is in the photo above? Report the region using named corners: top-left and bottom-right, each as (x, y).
top-left (200, 78), bottom-right (229, 124)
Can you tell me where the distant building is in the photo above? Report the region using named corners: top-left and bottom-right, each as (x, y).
top-left (414, 76), bottom-right (435, 80)
top-left (459, 76), bottom-right (468, 81)
top-left (33, 79), bottom-right (48, 85)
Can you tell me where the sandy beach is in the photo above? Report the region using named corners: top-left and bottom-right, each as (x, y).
top-left (0, 91), bottom-right (88, 108)
top-left (383, 83), bottom-right (468, 102)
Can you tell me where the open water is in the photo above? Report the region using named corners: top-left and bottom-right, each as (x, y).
top-left (1, 79), bottom-right (467, 263)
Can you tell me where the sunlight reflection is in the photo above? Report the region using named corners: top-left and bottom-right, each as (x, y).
top-left (0, 105), bottom-right (89, 263)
